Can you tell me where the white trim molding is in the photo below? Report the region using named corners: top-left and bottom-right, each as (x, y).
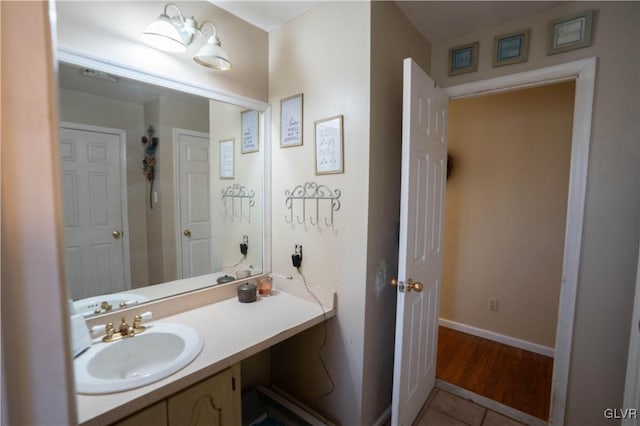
top-left (444, 57), bottom-right (596, 426)
top-left (373, 406), bottom-right (392, 426)
top-left (57, 47), bottom-right (269, 113)
top-left (439, 318), bottom-right (555, 358)
top-left (623, 244), bottom-right (640, 426)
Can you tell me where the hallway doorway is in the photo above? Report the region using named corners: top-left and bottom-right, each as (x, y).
top-left (437, 81), bottom-right (576, 421)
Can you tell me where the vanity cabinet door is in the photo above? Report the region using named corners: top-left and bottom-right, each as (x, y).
top-left (113, 401), bottom-right (168, 426)
top-left (168, 364), bottom-right (241, 426)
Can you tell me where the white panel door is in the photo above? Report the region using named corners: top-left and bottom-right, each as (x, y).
top-left (60, 126), bottom-right (127, 299)
top-left (176, 130), bottom-right (213, 278)
top-left (391, 58), bottom-right (448, 426)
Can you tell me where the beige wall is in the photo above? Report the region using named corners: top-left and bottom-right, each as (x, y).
top-left (58, 89), bottom-right (150, 288)
top-left (209, 101), bottom-right (263, 272)
top-left (143, 99), bottom-right (163, 285)
top-left (55, 1), bottom-right (268, 101)
top-left (442, 82), bottom-right (575, 348)
top-left (269, 2), bottom-right (433, 423)
top-left (431, 3), bottom-right (640, 423)
top-left (268, 2), bottom-right (371, 424)
top-left (363, 2), bottom-right (432, 424)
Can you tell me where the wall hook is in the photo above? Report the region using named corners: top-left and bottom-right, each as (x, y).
top-left (284, 182), bottom-right (341, 229)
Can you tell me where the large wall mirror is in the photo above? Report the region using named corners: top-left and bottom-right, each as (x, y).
top-left (57, 58), bottom-right (268, 317)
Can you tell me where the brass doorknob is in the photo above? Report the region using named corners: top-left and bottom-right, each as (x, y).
top-left (183, 229), bottom-right (192, 237)
top-left (407, 279), bottom-right (423, 292)
top-left (389, 277), bottom-right (423, 292)
top-left (112, 230), bottom-right (121, 239)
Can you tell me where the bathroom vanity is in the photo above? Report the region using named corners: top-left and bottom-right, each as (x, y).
top-left (77, 276), bottom-right (335, 426)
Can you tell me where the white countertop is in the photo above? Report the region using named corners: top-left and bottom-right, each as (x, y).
top-left (76, 282), bottom-right (335, 426)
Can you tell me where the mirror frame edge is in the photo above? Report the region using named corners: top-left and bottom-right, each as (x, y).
top-left (57, 47), bottom-right (270, 112)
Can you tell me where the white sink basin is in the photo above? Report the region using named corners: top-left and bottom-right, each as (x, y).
top-left (73, 293), bottom-right (149, 317)
top-left (75, 322), bottom-right (203, 394)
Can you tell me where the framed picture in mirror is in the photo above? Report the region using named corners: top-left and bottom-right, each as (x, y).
top-left (219, 139), bottom-right (234, 179)
top-left (241, 109), bottom-right (259, 153)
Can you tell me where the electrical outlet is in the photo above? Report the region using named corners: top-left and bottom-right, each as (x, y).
top-left (488, 297), bottom-right (499, 312)
top-left (240, 235), bottom-right (248, 256)
top-left (292, 244), bottom-right (303, 268)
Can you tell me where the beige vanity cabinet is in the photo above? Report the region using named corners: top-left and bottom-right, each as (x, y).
top-left (112, 365), bottom-right (241, 426)
top-left (168, 365), bottom-right (241, 426)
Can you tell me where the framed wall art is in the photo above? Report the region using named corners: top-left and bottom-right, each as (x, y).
top-left (548, 10), bottom-right (594, 55)
top-left (448, 42), bottom-right (479, 76)
top-left (219, 139), bottom-right (234, 179)
top-left (493, 29), bottom-right (530, 67)
top-left (315, 115), bottom-right (344, 175)
top-left (241, 109), bottom-right (259, 153)
top-left (280, 93), bottom-right (303, 148)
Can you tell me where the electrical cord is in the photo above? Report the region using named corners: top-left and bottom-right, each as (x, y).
top-left (223, 255), bottom-right (246, 273)
top-left (296, 266), bottom-right (335, 408)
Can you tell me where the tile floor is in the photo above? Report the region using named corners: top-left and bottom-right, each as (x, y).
top-left (413, 389), bottom-right (526, 426)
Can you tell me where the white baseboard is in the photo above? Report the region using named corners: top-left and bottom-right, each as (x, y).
top-left (373, 405), bottom-right (391, 426)
top-left (439, 318), bottom-right (555, 358)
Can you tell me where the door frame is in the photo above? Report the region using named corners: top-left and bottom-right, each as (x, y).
top-left (173, 127), bottom-right (213, 279)
top-left (623, 243), bottom-right (640, 425)
top-left (59, 121), bottom-right (132, 292)
top-left (444, 57), bottom-right (596, 425)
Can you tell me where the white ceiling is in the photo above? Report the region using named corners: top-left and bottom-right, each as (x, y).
top-left (209, 1), bottom-right (322, 32)
top-left (210, 1), bottom-right (563, 42)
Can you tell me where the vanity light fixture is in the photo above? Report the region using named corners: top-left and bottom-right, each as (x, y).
top-left (141, 3), bottom-right (232, 70)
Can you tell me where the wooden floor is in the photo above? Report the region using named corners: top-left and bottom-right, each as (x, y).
top-left (436, 326), bottom-right (553, 421)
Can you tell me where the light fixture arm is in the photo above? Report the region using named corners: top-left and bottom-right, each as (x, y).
top-left (198, 21), bottom-right (218, 39)
top-left (164, 3), bottom-right (185, 22)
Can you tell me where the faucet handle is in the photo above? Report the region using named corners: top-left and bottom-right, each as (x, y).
top-left (133, 311), bottom-right (153, 330)
top-left (118, 317), bottom-right (130, 334)
top-left (90, 322), bottom-right (114, 335)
